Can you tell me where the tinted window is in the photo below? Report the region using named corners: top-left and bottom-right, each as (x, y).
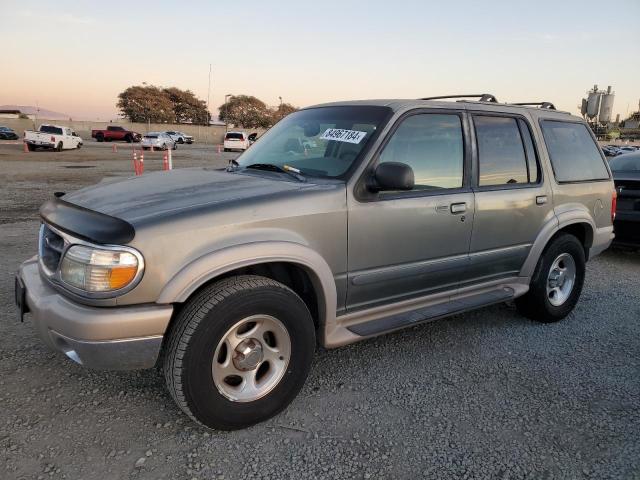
top-left (108, 126), bottom-right (124, 131)
top-left (609, 153), bottom-right (640, 171)
top-left (475, 116), bottom-right (528, 186)
top-left (226, 132), bottom-right (245, 140)
top-left (40, 125), bottom-right (63, 135)
top-left (378, 114), bottom-right (464, 190)
top-left (540, 121), bottom-right (609, 182)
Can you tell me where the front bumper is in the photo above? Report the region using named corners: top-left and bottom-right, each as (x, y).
top-left (16, 259), bottom-right (173, 370)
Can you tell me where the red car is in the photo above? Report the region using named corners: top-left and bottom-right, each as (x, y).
top-left (91, 126), bottom-right (141, 143)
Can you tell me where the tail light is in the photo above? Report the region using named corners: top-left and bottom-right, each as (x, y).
top-left (51, 136), bottom-right (55, 142)
top-left (611, 189), bottom-right (617, 222)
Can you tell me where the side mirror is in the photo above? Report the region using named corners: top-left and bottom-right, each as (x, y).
top-left (369, 162), bottom-right (414, 192)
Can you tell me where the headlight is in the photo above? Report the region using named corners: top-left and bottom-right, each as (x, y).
top-left (60, 245), bottom-right (142, 293)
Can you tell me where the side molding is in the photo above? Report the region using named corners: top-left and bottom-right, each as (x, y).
top-left (157, 242), bottom-right (337, 340)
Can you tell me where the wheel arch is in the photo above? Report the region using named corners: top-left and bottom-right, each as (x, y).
top-left (520, 212), bottom-right (595, 277)
top-left (158, 242), bottom-right (337, 340)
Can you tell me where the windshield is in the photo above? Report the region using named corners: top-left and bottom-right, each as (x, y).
top-left (235, 106), bottom-right (392, 178)
top-left (610, 154), bottom-right (640, 171)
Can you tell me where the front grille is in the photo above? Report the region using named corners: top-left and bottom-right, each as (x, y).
top-left (39, 224), bottom-right (65, 273)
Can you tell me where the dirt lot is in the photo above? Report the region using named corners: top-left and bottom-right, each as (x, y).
top-left (1, 140), bottom-right (639, 479)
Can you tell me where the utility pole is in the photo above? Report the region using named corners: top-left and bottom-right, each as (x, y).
top-left (207, 64), bottom-right (212, 145)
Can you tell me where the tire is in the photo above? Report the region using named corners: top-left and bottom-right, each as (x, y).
top-left (96, 133), bottom-right (104, 142)
top-left (142, 147), bottom-right (149, 151)
top-left (125, 134), bottom-right (133, 143)
top-left (27, 143), bottom-right (36, 152)
top-left (162, 143), bottom-right (167, 151)
top-left (223, 148), bottom-right (229, 152)
top-left (164, 275), bottom-right (315, 430)
top-left (516, 233), bottom-right (586, 323)
top-left (56, 142), bottom-right (63, 152)
top-left (178, 138), bottom-right (184, 144)
top-left (172, 143), bottom-right (177, 150)
top-left (77, 143), bottom-right (82, 149)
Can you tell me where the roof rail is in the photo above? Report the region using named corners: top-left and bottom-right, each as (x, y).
top-left (420, 94), bottom-right (498, 103)
top-left (511, 102), bottom-right (556, 110)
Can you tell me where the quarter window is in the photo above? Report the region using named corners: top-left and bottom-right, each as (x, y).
top-left (379, 114), bottom-right (464, 191)
top-left (540, 120), bottom-right (609, 182)
top-left (475, 116), bottom-right (530, 186)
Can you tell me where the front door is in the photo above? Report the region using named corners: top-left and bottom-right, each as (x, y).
top-left (347, 111), bottom-right (474, 311)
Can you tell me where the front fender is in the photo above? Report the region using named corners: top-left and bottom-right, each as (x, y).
top-left (157, 241), bottom-right (337, 335)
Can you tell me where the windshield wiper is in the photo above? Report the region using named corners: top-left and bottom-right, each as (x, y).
top-left (245, 163), bottom-right (306, 182)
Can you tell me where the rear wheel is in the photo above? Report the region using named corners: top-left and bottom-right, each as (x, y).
top-left (125, 134), bottom-right (133, 143)
top-left (516, 233), bottom-right (585, 323)
top-left (164, 275), bottom-right (315, 430)
top-left (27, 143), bottom-right (36, 151)
top-left (55, 142), bottom-right (63, 152)
top-left (76, 142), bottom-right (82, 149)
top-left (96, 133), bottom-right (104, 142)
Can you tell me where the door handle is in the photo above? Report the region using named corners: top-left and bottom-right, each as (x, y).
top-left (450, 202), bottom-right (467, 214)
top-left (536, 195), bottom-right (548, 205)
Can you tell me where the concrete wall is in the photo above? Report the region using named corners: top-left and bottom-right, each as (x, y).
top-left (0, 118), bottom-right (264, 144)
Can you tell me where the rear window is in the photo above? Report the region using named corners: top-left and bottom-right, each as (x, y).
top-left (609, 154), bottom-right (640, 172)
top-left (40, 125), bottom-right (63, 135)
top-left (226, 133), bottom-right (244, 140)
top-left (540, 120), bottom-right (609, 182)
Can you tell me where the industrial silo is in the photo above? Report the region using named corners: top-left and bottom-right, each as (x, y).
top-left (599, 86), bottom-right (615, 123)
top-left (586, 85), bottom-right (601, 120)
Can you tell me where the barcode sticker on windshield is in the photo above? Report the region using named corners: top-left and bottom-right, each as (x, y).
top-left (320, 129), bottom-right (367, 144)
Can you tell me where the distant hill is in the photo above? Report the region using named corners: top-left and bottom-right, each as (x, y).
top-left (0, 105), bottom-right (71, 120)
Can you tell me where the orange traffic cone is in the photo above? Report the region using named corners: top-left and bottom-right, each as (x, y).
top-left (139, 152), bottom-right (144, 174)
top-left (132, 151), bottom-right (138, 175)
top-left (112, 144), bottom-right (117, 153)
top-left (217, 144), bottom-right (221, 153)
top-left (23, 142), bottom-right (29, 153)
top-left (162, 151), bottom-right (168, 171)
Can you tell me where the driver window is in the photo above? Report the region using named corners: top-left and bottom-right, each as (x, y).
top-left (379, 114), bottom-right (464, 191)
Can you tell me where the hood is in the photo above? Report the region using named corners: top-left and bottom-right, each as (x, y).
top-left (63, 168), bottom-right (330, 225)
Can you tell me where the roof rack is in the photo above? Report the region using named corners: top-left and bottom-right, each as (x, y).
top-left (419, 94), bottom-right (498, 103)
top-left (511, 102), bottom-right (556, 110)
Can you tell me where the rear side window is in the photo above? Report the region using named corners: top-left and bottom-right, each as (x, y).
top-left (474, 116), bottom-right (529, 186)
top-left (540, 120), bottom-right (609, 182)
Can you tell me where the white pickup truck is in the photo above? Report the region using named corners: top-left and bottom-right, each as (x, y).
top-left (24, 125), bottom-right (83, 151)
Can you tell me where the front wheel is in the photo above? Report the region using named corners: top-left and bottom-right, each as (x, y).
top-left (164, 275), bottom-right (315, 430)
top-left (516, 233), bottom-right (585, 323)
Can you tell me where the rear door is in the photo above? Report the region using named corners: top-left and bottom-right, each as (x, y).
top-left (347, 110), bottom-right (474, 311)
top-left (463, 112), bottom-right (554, 287)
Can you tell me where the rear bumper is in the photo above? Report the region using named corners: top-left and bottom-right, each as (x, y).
top-left (25, 140), bottom-right (54, 148)
top-left (17, 259), bottom-right (173, 370)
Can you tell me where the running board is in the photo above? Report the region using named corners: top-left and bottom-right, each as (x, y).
top-left (347, 287), bottom-right (515, 337)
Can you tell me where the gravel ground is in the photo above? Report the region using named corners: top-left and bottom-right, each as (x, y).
top-left (1, 141), bottom-right (639, 479)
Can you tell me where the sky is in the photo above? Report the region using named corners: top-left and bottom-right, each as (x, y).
top-left (1, 0), bottom-right (639, 121)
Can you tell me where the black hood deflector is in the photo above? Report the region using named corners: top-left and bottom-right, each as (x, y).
top-left (40, 197), bottom-right (135, 245)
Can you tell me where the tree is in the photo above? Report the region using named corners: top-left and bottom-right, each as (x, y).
top-left (117, 85), bottom-right (175, 123)
top-left (218, 95), bottom-right (273, 128)
top-left (163, 87), bottom-right (210, 125)
top-left (117, 85), bottom-right (210, 124)
top-left (271, 102), bottom-right (298, 124)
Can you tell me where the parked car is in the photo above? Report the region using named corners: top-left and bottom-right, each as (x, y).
top-left (602, 145), bottom-right (621, 157)
top-left (0, 126), bottom-right (19, 140)
top-left (91, 126), bottom-right (141, 143)
top-left (24, 125), bottom-right (83, 151)
top-left (248, 132), bottom-right (258, 144)
top-left (223, 131), bottom-right (250, 151)
top-left (165, 131), bottom-right (193, 144)
top-left (141, 132), bottom-right (176, 150)
top-left (609, 152), bottom-right (640, 248)
top-left (16, 96), bottom-right (615, 430)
